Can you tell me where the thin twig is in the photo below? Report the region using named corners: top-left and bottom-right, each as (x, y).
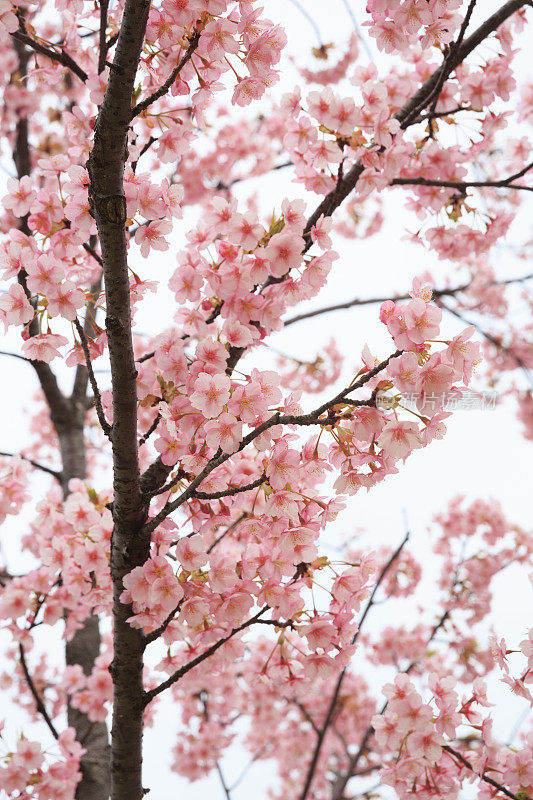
top-left (142, 351), bottom-right (400, 537)
top-left (131, 29), bottom-right (201, 118)
top-left (74, 320), bottom-right (113, 438)
top-left (192, 475), bottom-right (266, 502)
top-left (0, 450), bottom-right (62, 481)
top-left (0, 349), bottom-right (30, 363)
top-left (207, 512), bottom-right (248, 554)
top-left (139, 411), bottom-right (162, 447)
top-left (215, 762), bottom-right (233, 800)
top-left (228, 743), bottom-right (272, 791)
top-left (98, 0), bottom-right (109, 74)
top-left (330, 608), bottom-right (451, 800)
top-left (338, 0), bottom-right (373, 60)
top-left (142, 599), bottom-right (184, 648)
top-left (283, 272), bottom-right (533, 327)
top-left (411, 105), bottom-right (472, 125)
top-left (71, 270), bottom-right (102, 402)
top-left (287, 0), bottom-right (323, 45)
top-left (131, 135), bottom-right (157, 173)
top-left (427, 0), bottom-right (477, 137)
top-left (11, 17), bottom-right (88, 82)
top-left (297, 530), bottom-right (410, 800)
top-left (143, 608), bottom-right (268, 705)
top-left (83, 242), bottom-right (103, 266)
top-left (443, 745), bottom-right (521, 800)
top-left (19, 643), bottom-right (60, 740)
top-left (146, 467), bottom-right (188, 498)
top-left (392, 160), bottom-right (533, 193)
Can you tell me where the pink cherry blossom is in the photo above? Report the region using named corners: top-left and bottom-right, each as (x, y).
top-left (190, 372), bottom-right (231, 418)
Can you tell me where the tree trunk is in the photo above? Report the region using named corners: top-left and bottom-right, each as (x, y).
top-left (60, 423), bottom-right (111, 800)
top-left (87, 2), bottom-right (153, 797)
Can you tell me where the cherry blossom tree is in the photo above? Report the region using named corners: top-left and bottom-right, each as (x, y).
top-left (0, 1), bottom-right (532, 800)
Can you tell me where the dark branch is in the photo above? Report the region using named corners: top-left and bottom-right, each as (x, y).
top-left (427, 0), bottom-right (477, 137)
top-left (142, 598), bottom-right (184, 648)
top-left (11, 18), bottom-right (88, 82)
top-left (74, 319), bottom-right (113, 438)
top-left (139, 411), bottom-right (162, 447)
top-left (98, 0), bottom-right (109, 74)
top-left (71, 269), bottom-right (103, 403)
top-left (19, 643), bottom-right (60, 740)
top-left (224, 1), bottom-right (531, 375)
top-left (398, 0), bottom-right (528, 129)
top-left (215, 762), bottom-right (233, 800)
top-left (297, 531), bottom-right (410, 800)
top-left (331, 609), bottom-right (451, 800)
top-left (207, 512), bottom-right (248, 554)
top-left (143, 608), bottom-right (268, 705)
top-left (304, 0), bottom-right (531, 239)
top-left (0, 349), bottom-right (30, 363)
top-left (443, 745), bottom-right (521, 800)
top-left (143, 351), bottom-right (400, 536)
top-left (283, 273), bottom-right (533, 327)
top-left (192, 475), bottom-right (266, 501)
top-left (83, 242), bottom-right (104, 266)
top-left (0, 450), bottom-right (62, 481)
top-left (131, 29), bottom-right (201, 118)
top-left (392, 160), bottom-right (533, 193)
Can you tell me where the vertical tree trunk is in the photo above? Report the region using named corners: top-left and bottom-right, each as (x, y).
top-left (87, 3), bottom-right (152, 797)
top-left (60, 423), bottom-right (111, 800)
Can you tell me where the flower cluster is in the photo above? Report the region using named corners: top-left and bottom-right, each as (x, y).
top-left (0, 1), bottom-right (531, 798)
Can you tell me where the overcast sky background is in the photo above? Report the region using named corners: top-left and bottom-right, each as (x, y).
top-left (0, 1), bottom-right (532, 798)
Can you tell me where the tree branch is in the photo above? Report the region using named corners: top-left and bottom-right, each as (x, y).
top-left (139, 411), bottom-right (162, 447)
top-left (83, 241), bottom-right (104, 266)
top-left (98, 0), bottom-right (109, 74)
top-left (11, 29), bottom-right (111, 799)
top-left (297, 530), bottom-right (410, 800)
top-left (207, 512), bottom-right (248, 555)
top-left (443, 745), bottom-right (521, 800)
top-left (142, 598), bottom-right (184, 648)
top-left (330, 609), bottom-right (451, 800)
top-left (222, 2), bottom-right (531, 376)
top-left (0, 349), bottom-right (30, 363)
top-left (11, 29), bottom-right (78, 455)
top-left (11, 17), bottom-right (88, 83)
top-left (427, 0), bottom-right (477, 137)
top-left (192, 475), bottom-right (266, 501)
top-left (303, 0), bottom-right (530, 241)
top-left (143, 608), bottom-right (268, 706)
top-left (143, 351), bottom-right (400, 537)
top-left (398, 0), bottom-right (528, 129)
top-left (0, 450), bottom-right (62, 481)
top-left (19, 643), bottom-right (60, 740)
top-left (283, 272), bottom-right (533, 327)
top-left (140, 455), bottom-right (174, 497)
top-left (392, 160), bottom-right (533, 193)
top-left (130, 29), bottom-right (201, 118)
top-left (436, 299), bottom-right (533, 386)
top-left (215, 762), bottom-right (233, 800)
top-left (71, 268), bottom-right (103, 402)
top-left (73, 319), bottom-right (112, 438)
